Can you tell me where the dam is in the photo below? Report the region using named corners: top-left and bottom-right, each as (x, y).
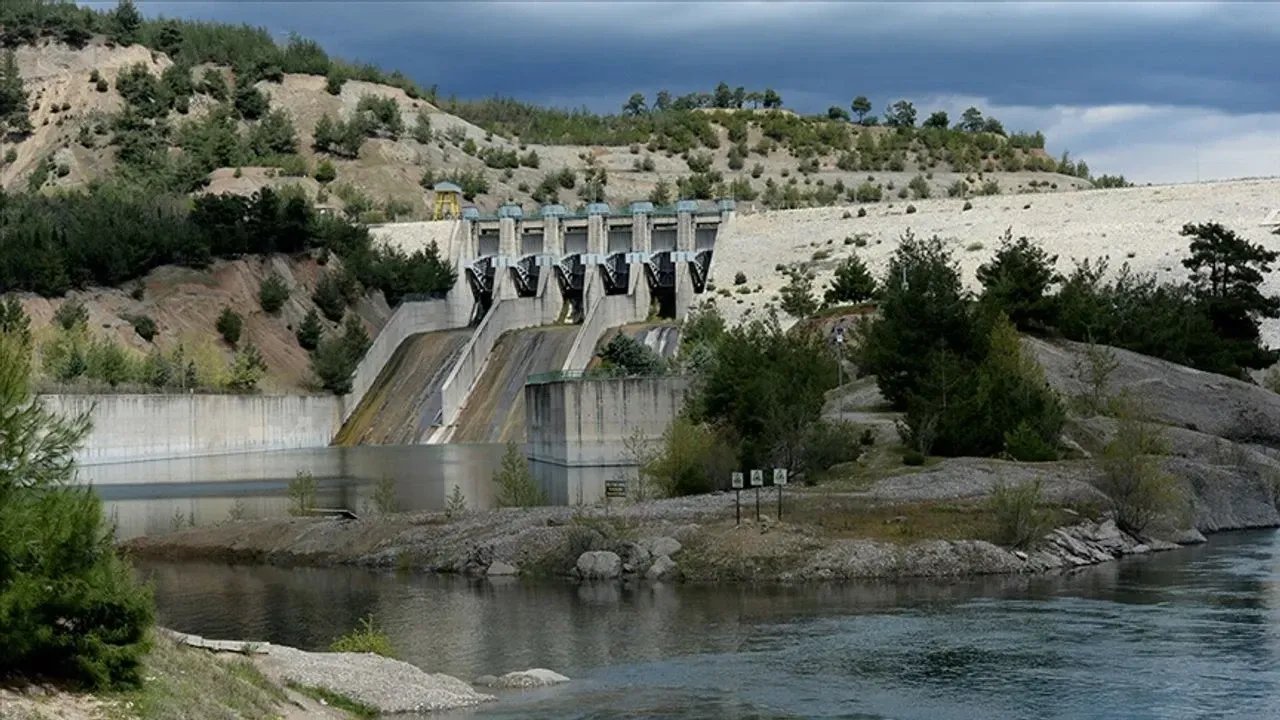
top-left (338, 200), bottom-right (731, 445)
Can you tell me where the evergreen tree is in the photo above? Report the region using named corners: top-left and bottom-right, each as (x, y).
top-left (825, 254), bottom-right (878, 305)
top-left (850, 95), bottom-right (872, 124)
top-left (295, 308), bottom-right (323, 350)
top-left (976, 231), bottom-right (1060, 330)
top-left (0, 49), bottom-right (31, 135)
top-left (1180, 222), bottom-right (1280, 369)
top-left (108, 0), bottom-right (142, 46)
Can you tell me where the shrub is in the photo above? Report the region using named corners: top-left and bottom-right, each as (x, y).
top-left (963, 200), bottom-right (973, 211)
top-left (287, 470), bottom-right (317, 516)
top-left (311, 271), bottom-right (348, 321)
top-left (54, 299), bottom-right (89, 330)
top-left (310, 314), bottom-right (369, 393)
top-left (857, 207), bottom-right (867, 218)
top-left (215, 306), bottom-right (242, 345)
top-left (258, 273), bottom-right (289, 313)
top-left (908, 174), bottom-right (930, 199)
top-left (797, 420), bottom-right (864, 478)
top-left (733, 271), bottom-right (747, 285)
top-left (227, 342), bottom-right (266, 392)
top-left (1097, 405), bottom-right (1180, 534)
top-left (295, 308), bottom-right (323, 350)
top-left (778, 264), bottom-right (818, 318)
top-left (330, 615), bottom-right (395, 658)
top-left (126, 314), bottom-right (157, 342)
top-left (0, 331), bottom-right (153, 689)
top-left (493, 442), bottom-right (545, 507)
top-left (902, 449), bottom-right (926, 466)
top-left (644, 417), bottom-right (735, 497)
top-left (444, 484), bottom-right (467, 518)
top-left (988, 480), bottom-right (1053, 549)
top-left (854, 182), bottom-right (882, 203)
top-left (905, 204), bottom-right (917, 214)
top-left (751, 163), bottom-right (764, 179)
top-left (977, 231), bottom-right (1059, 330)
top-left (948, 180), bottom-right (968, 198)
top-left (598, 334), bottom-right (664, 376)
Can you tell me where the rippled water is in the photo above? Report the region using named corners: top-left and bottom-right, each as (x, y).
top-left (139, 529), bottom-right (1280, 719)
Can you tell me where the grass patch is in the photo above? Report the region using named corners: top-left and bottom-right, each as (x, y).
top-left (105, 634), bottom-right (286, 720)
top-left (285, 682), bottom-right (378, 718)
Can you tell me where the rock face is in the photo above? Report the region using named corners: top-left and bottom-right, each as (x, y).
top-left (486, 560), bottom-right (517, 576)
top-left (643, 536), bottom-right (683, 558)
top-left (646, 555), bottom-right (679, 581)
top-left (257, 645), bottom-right (492, 713)
top-left (576, 551), bottom-right (622, 580)
top-left (474, 669), bottom-right (570, 689)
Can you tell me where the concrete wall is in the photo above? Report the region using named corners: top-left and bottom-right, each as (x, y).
top-left (525, 375), bottom-right (690, 466)
top-left (344, 298), bottom-right (473, 422)
top-left (561, 291), bottom-right (650, 372)
top-left (437, 269), bottom-right (565, 428)
top-left (43, 394), bottom-right (343, 466)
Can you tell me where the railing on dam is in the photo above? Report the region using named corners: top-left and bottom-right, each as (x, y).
top-left (526, 368), bottom-right (675, 385)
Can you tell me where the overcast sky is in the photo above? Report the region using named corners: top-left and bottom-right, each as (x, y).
top-left (124, 1), bottom-right (1280, 184)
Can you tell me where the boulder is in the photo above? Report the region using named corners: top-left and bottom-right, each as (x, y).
top-left (618, 542), bottom-right (651, 573)
top-left (644, 537), bottom-right (683, 558)
top-left (645, 555), bottom-right (679, 581)
top-left (576, 551), bottom-right (621, 580)
top-left (474, 669), bottom-right (570, 689)
top-left (486, 561), bottom-right (518, 576)
top-left (1169, 528), bottom-right (1208, 545)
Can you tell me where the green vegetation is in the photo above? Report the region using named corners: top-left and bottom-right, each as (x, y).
top-left (988, 479), bottom-right (1053, 549)
top-left (216, 306), bottom-right (243, 345)
top-left (310, 314), bottom-right (370, 393)
top-left (778, 264), bottom-right (819, 318)
top-left (598, 333), bottom-right (665, 376)
top-left (825, 254), bottom-right (877, 305)
top-left (0, 321), bottom-right (153, 689)
top-left (330, 614), bottom-right (395, 658)
top-left (494, 442), bottom-right (546, 507)
top-left (287, 470), bottom-right (317, 516)
top-left (1, 48), bottom-right (31, 135)
top-left (295, 307), bottom-right (324, 350)
top-left (286, 682), bottom-right (378, 718)
top-left (1098, 405), bottom-right (1181, 534)
top-left (258, 272), bottom-right (290, 313)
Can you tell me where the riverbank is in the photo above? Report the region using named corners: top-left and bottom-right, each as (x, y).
top-left (0, 629), bottom-right (500, 720)
top-left (123, 451), bottom-right (1278, 583)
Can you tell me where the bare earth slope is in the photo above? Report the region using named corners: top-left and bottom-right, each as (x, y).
top-left (711, 178), bottom-right (1280, 344)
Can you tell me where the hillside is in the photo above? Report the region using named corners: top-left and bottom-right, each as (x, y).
top-left (711, 178), bottom-right (1280, 346)
top-left (3, 34), bottom-right (1096, 219)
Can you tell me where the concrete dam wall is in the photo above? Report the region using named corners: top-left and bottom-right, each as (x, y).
top-left (526, 375), bottom-right (691, 466)
top-left (449, 326), bottom-right (579, 443)
top-left (333, 328), bottom-right (472, 446)
top-left (44, 394), bottom-right (343, 466)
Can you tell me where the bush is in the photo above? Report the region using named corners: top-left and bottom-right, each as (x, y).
top-left (598, 334), bottom-right (664, 376)
top-left (778, 264), bottom-right (818, 318)
top-left (258, 273), bottom-right (289, 313)
top-left (226, 342), bottom-right (266, 392)
top-left (493, 442), bottom-right (545, 507)
top-left (295, 307), bottom-right (323, 350)
top-left (215, 306), bottom-right (242, 345)
top-left (310, 314), bottom-right (369, 393)
top-left (1098, 407), bottom-right (1181, 534)
top-left (644, 417), bottom-right (736, 497)
top-left (902, 449), bottom-right (926, 466)
top-left (311, 271), bottom-right (348, 321)
top-left (287, 470), bottom-right (317, 516)
top-left (330, 615), bottom-right (395, 657)
top-left (988, 480), bottom-right (1053, 549)
top-left (905, 204), bottom-right (917, 214)
top-left (734, 271), bottom-right (747, 285)
top-left (797, 420), bottom-right (864, 478)
top-left (0, 331), bottom-right (153, 689)
top-left (977, 230), bottom-right (1060, 330)
top-left (908, 174), bottom-right (930, 199)
top-left (54, 299), bottom-right (89, 330)
top-left (126, 314), bottom-right (157, 342)
top-left (854, 182), bottom-right (882, 203)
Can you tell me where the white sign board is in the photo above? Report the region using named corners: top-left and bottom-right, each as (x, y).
top-left (731, 472), bottom-right (744, 489)
top-left (750, 469), bottom-right (764, 487)
top-left (773, 469), bottom-right (788, 486)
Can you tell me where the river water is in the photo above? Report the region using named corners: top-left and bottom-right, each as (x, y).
top-left (138, 529), bottom-right (1280, 719)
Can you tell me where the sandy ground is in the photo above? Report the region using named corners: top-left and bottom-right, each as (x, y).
top-left (710, 178), bottom-right (1280, 345)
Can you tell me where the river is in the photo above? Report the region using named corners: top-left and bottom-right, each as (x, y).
top-left (138, 528), bottom-right (1280, 719)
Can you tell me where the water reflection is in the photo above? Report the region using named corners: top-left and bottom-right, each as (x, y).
top-left (138, 530), bottom-right (1280, 719)
top-left (91, 444), bottom-right (629, 539)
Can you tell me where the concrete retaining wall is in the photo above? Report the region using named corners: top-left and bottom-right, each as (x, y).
top-left (43, 394), bottom-right (343, 466)
top-left (525, 375), bottom-right (690, 466)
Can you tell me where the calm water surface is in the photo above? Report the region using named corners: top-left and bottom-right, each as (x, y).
top-left (139, 529), bottom-right (1280, 719)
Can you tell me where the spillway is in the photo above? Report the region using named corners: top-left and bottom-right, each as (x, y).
top-left (449, 326), bottom-right (579, 443)
top-left (334, 329), bottom-right (472, 445)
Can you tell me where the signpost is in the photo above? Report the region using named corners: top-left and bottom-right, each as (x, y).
top-left (750, 470), bottom-right (763, 521)
top-left (773, 468), bottom-right (787, 519)
top-left (731, 472), bottom-right (744, 525)
top-left (605, 479), bottom-right (626, 514)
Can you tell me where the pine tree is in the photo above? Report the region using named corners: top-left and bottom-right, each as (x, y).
top-left (825, 254), bottom-right (878, 305)
top-left (0, 49), bottom-right (31, 135)
top-left (108, 0), bottom-right (143, 46)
